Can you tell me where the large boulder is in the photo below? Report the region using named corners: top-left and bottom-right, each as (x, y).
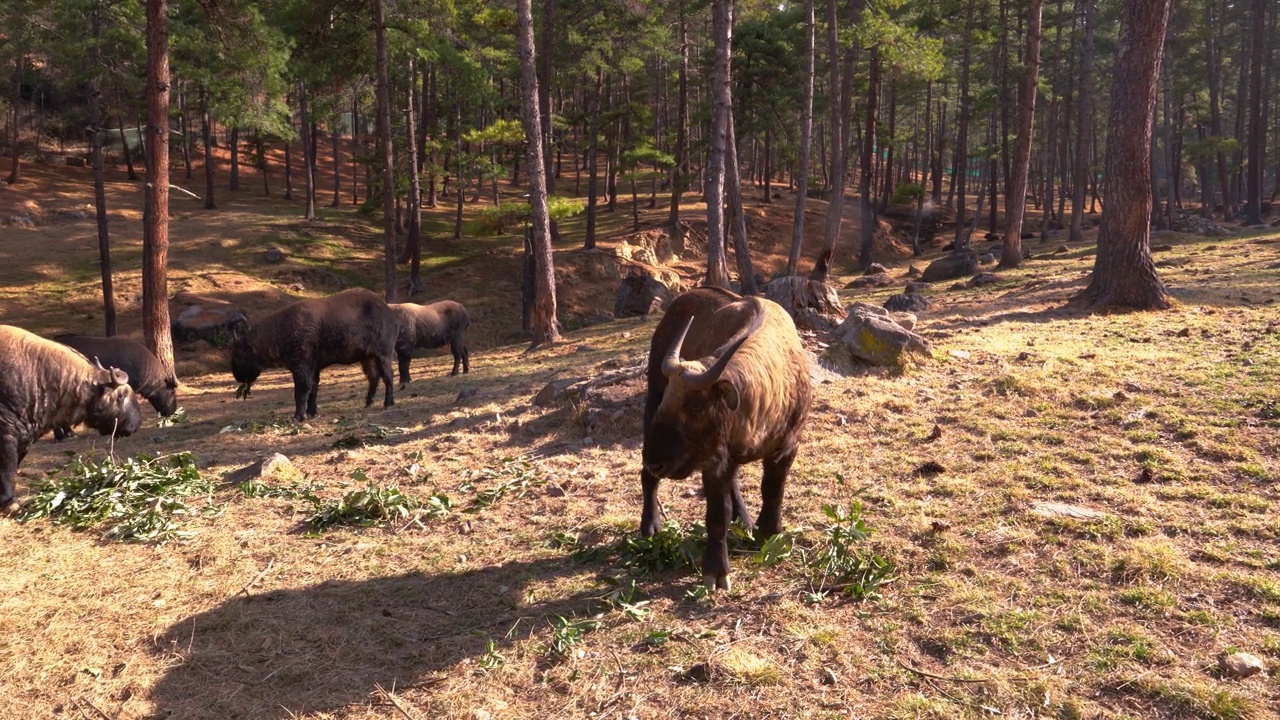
top-left (823, 304), bottom-right (932, 369)
top-left (763, 276), bottom-right (845, 333)
top-left (921, 250), bottom-right (978, 283)
top-left (170, 293), bottom-right (249, 347)
top-left (884, 293), bottom-right (932, 312)
top-left (845, 273), bottom-right (897, 289)
top-left (614, 272), bottom-right (672, 318)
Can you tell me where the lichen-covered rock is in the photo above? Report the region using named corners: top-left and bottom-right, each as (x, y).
top-left (822, 305), bottom-right (931, 369)
top-left (170, 293), bottom-right (249, 347)
top-left (614, 273), bottom-right (672, 318)
top-left (763, 276), bottom-right (845, 332)
top-left (921, 251), bottom-right (978, 283)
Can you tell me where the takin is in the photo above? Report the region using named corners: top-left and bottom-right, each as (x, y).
top-left (639, 287), bottom-right (812, 590)
top-left (0, 325), bottom-right (143, 514)
top-left (52, 334), bottom-right (179, 440)
top-left (389, 300), bottom-right (471, 388)
top-left (230, 288), bottom-right (399, 422)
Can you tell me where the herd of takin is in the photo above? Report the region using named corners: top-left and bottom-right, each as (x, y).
top-left (0, 286), bottom-right (811, 589)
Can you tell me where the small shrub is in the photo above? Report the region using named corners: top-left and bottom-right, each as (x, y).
top-left (19, 452), bottom-right (216, 543)
top-left (545, 615), bottom-right (601, 660)
top-left (461, 455), bottom-right (546, 511)
top-left (801, 503), bottom-right (895, 601)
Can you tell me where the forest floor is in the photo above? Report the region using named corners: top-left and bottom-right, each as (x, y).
top-left (1, 153), bottom-right (1279, 720)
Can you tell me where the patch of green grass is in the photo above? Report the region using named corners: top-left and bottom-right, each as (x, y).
top-left (572, 521), bottom-right (703, 575)
top-left (1111, 537), bottom-right (1187, 582)
top-left (1125, 676), bottom-right (1256, 720)
top-left (18, 452), bottom-right (217, 543)
top-left (1117, 587), bottom-right (1177, 613)
top-left (1089, 628), bottom-right (1156, 671)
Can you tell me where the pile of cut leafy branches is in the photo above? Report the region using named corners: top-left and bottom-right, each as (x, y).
top-left (19, 452), bottom-right (217, 543)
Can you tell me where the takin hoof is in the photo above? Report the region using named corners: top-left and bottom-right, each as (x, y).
top-left (703, 573), bottom-right (732, 591)
top-left (1, 500), bottom-right (21, 517)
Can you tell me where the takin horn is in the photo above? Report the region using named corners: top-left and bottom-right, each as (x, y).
top-left (681, 334), bottom-right (749, 391)
top-left (661, 317), bottom-right (696, 379)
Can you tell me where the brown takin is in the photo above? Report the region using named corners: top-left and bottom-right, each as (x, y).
top-left (52, 334), bottom-right (179, 440)
top-left (230, 288), bottom-right (398, 422)
top-left (640, 287), bottom-right (812, 590)
top-left (389, 300), bottom-right (471, 388)
top-left (0, 325), bottom-right (143, 514)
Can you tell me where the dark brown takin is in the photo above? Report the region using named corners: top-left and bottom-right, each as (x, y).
top-left (639, 287), bottom-right (812, 590)
top-left (389, 300), bottom-right (471, 388)
top-left (230, 288), bottom-right (398, 422)
top-left (0, 325), bottom-right (143, 515)
top-left (51, 334), bottom-right (179, 440)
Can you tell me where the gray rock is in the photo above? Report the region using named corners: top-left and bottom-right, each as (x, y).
top-left (614, 273), bottom-right (671, 318)
top-left (3, 213), bottom-right (36, 228)
top-left (978, 253), bottom-right (996, 265)
top-left (822, 305), bottom-right (932, 369)
top-left (920, 251), bottom-right (978, 283)
top-left (864, 262), bottom-right (889, 275)
top-left (884, 293), bottom-right (932, 312)
top-left (905, 281), bottom-right (931, 295)
top-left (170, 295), bottom-right (249, 347)
top-left (967, 272), bottom-right (1000, 288)
top-left (906, 264), bottom-right (922, 278)
top-left (845, 273), bottom-right (897, 289)
top-left (455, 387), bottom-right (478, 404)
top-left (533, 377), bottom-right (589, 407)
top-left (224, 453), bottom-right (298, 485)
top-left (1219, 653), bottom-right (1265, 679)
top-left (264, 246), bottom-right (285, 264)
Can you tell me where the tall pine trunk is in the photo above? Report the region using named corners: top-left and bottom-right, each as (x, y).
top-left (1000, 0), bottom-right (1044, 268)
top-left (787, 0), bottom-right (816, 276)
top-left (228, 127), bottom-right (240, 190)
top-left (953, 1), bottom-right (976, 251)
top-left (405, 60), bottom-right (424, 296)
top-left (584, 67), bottom-right (603, 249)
top-left (1079, 0), bottom-right (1172, 310)
top-left (517, 0), bottom-right (560, 347)
top-left (705, 0), bottom-right (733, 288)
top-left (90, 6), bottom-right (116, 336)
top-left (374, 0), bottom-right (396, 301)
top-left (1069, 0), bottom-right (1096, 242)
top-left (726, 113), bottom-right (756, 294)
top-left (143, 0), bottom-right (174, 376)
top-left (856, 46), bottom-right (881, 270)
top-left (5, 49), bottom-right (21, 185)
top-left (201, 91), bottom-right (215, 209)
top-left (666, 4), bottom-right (689, 254)
top-left (1243, 0), bottom-right (1266, 224)
top-left (813, 0), bottom-right (851, 280)
top-left (298, 80), bottom-right (317, 220)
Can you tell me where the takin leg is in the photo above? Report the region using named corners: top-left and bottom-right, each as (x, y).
top-left (448, 337), bottom-right (463, 376)
top-left (756, 447), bottom-right (798, 538)
top-left (701, 463), bottom-right (738, 591)
top-left (461, 343), bottom-right (470, 373)
top-left (361, 357), bottom-right (380, 407)
top-left (306, 369), bottom-right (321, 419)
top-left (290, 368), bottom-right (315, 422)
top-left (639, 468), bottom-right (666, 537)
top-left (378, 353), bottom-right (395, 408)
top-left (396, 346), bottom-right (413, 389)
top-left (1, 435), bottom-right (21, 514)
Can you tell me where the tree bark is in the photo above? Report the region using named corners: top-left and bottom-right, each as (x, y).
top-left (143, 0), bottom-right (174, 376)
top-left (1000, 0), bottom-right (1044, 268)
top-left (813, 0), bottom-right (852, 280)
top-left (201, 91), bottom-right (214, 208)
top-left (666, 3), bottom-right (690, 249)
top-left (584, 67), bottom-right (603, 249)
top-left (787, 0), bottom-right (816, 276)
top-left (179, 85), bottom-right (192, 180)
top-left (120, 117), bottom-right (139, 181)
top-left (374, 0), bottom-right (396, 301)
top-left (705, 0), bottom-right (733, 289)
top-left (228, 126), bottom-right (240, 190)
top-left (726, 113), bottom-right (756, 294)
top-left (5, 49), bottom-right (21, 185)
top-left (856, 45), bottom-right (881, 270)
top-left (517, 0), bottom-right (560, 347)
top-left (539, 0), bottom-right (555, 195)
top-left (953, 2), bottom-right (976, 251)
top-left (1243, 0), bottom-right (1266, 224)
top-left (1206, 0), bottom-right (1232, 219)
top-left (90, 6), bottom-right (116, 336)
top-left (405, 60), bottom-right (424, 296)
top-left (1068, 0), bottom-right (1095, 242)
top-left (298, 80), bottom-right (317, 220)
top-left (1078, 0), bottom-right (1172, 310)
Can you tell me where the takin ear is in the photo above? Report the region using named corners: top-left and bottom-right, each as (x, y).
top-left (715, 379), bottom-right (740, 411)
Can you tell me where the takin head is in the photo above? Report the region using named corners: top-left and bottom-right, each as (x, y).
top-left (642, 318), bottom-right (750, 480)
top-left (229, 337), bottom-right (262, 395)
top-left (150, 375), bottom-right (180, 416)
top-left (86, 359), bottom-right (143, 437)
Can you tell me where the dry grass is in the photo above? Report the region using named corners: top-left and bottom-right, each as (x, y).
top-left (1, 158), bottom-right (1279, 719)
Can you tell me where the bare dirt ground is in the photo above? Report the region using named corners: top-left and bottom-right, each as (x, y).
top-left (1, 153), bottom-right (1279, 719)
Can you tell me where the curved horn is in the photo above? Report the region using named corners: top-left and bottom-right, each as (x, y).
top-left (682, 334), bottom-right (748, 391)
top-left (93, 356), bottom-right (106, 371)
top-left (661, 317), bottom-right (696, 378)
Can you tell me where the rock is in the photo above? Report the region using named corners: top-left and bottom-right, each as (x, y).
top-left (906, 264), bottom-right (922, 278)
top-left (1171, 212), bottom-right (1233, 236)
top-left (967, 272), bottom-right (1000, 288)
top-left (1031, 501), bottom-right (1110, 521)
top-left (455, 387), bottom-right (478, 404)
top-left (1054, 245), bottom-right (1070, 254)
top-left (978, 253), bottom-right (996, 265)
top-left (763, 276), bottom-right (845, 333)
top-left (920, 251), bottom-right (978, 283)
top-left (3, 213), bottom-right (36, 228)
top-left (169, 293), bottom-right (249, 347)
top-left (264, 246), bottom-right (285, 264)
top-left (822, 304), bottom-right (932, 369)
top-left (845, 273), bottom-right (897, 289)
top-left (614, 272), bottom-right (671, 318)
top-left (864, 262), bottom-right (889, 275)
top-left (949, 282), bottom-right (967, 291)
top-left (545, 482), bottom-right (567, 498)
top-left (533, 377), bottom-right (588, 407)
top-left (905, 281), bottom-right (930, 295)
top-left (1150, 244), bottom-right (1174, 252)
top-left (1219, 653), bottom-right (1265, 679)
top-left (889, 313), bottom-right (917, 331)
top-left (884, 293), bottom-right (932, 312)
top-left (65, 156), bottom-right (87, 167)
top-left (224, 453), bottom-right (299, 485)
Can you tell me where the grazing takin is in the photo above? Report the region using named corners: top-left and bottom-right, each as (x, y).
top-left (0, 325), bottom-right (143, 514)
top-left (390, 300), bottom-right (471, 388)
top-left (640, 287), bottom-right (812, 590)
top-left (230, 288), bottom-right (399, 422)
top-left (52, 334), bottom-right (179, 440)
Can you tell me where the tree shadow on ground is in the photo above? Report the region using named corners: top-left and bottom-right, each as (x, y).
top-left (148, 557), bottom-right (598, 719)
